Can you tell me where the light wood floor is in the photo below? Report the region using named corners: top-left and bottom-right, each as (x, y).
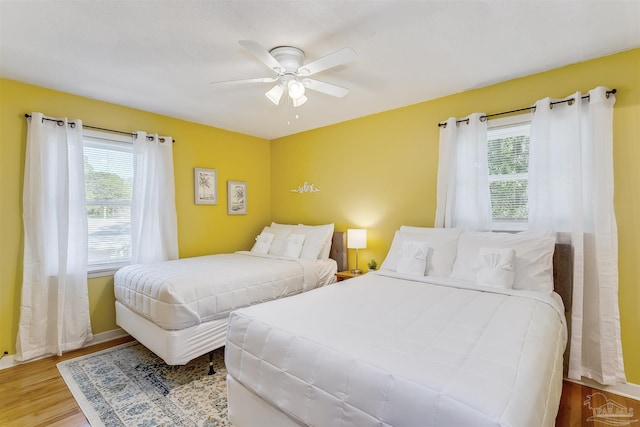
top-left (0, 337), bottom-right (638, 426)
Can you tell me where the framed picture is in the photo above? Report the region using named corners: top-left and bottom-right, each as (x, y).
top-left (194, 168), bottom-right (217, 205)
top-left (227, 181), bottom-right (247, 215)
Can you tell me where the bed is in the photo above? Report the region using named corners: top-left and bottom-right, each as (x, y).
top-left (114, 223), bottom-right (347, 370)
top-left (225, 227), bottom-right (572, 427)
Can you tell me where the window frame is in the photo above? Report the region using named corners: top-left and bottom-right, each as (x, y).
top-left (486, 113), bottom-right (532, 232)
top-left (83, 129), bottom-right (134, 278)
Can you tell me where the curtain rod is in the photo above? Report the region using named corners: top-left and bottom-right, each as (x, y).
top-left (23, 114), bottom-right (176, 143)
top-left (437, 88), bottom-right (617, 128)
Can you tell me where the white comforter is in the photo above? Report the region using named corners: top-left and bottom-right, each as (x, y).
top-left (114, 251), bottom-right (329, 330)
top-left (225, 272), bottom-right (567, 427)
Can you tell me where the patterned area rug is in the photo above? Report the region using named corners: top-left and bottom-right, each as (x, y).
top-left (57, 342), bottom-right (230, 426)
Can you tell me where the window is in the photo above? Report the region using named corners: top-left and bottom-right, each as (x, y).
top-left (83, 130), bottom-right (133, 276)
top-left (487, 114), bottom-right (531, 231)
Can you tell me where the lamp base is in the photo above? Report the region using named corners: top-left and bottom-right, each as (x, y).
top-left (351, 269), bottom-right (362, 274)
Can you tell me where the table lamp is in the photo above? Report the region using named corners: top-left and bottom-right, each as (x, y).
top-left (347, 229), bottom-right (367, 274)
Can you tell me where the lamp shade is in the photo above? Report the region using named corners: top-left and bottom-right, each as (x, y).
top-left (347, 229), bottom-right (367, 249)
top-left (265, 84), bottom-right (284, 105)
top-left (287, 79), bottom-right (306, 99)
top-left (292, 94), bottom-right (308, 107)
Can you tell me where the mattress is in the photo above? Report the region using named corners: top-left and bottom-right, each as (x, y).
top-left (114, 251), bottom-right (335, 330)
top-left (225, 272), bottom-right (567, 427)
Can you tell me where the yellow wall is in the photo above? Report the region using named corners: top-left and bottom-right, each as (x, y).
top-left (0, 79), bottom-right (271, 354)
top-left (271, 48), bottom-right (640, 383)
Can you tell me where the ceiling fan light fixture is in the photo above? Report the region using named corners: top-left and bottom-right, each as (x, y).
top-left (219, 41), bottom-right (357, 112)
top-left (292, 94), bottom-right (308, 108)
top-left (265, 83), bottom-right (284, 105)
top-left (287, 79), bottom-right (306, 100)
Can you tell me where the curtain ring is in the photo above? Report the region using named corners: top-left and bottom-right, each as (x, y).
top-left (568, 98), bottom-right (575, 106)
top-left (56, 120), bottom-right (64, 126)
top-left (549, 104), bottom-right (554, 110)
top-left (147, 135), bottom-right (155, 142)
top-left (441, 122), bottom-right (448, 129)
top-left (479, 116), bottom-right (487, 122)
top-left (464, 118), bottom-right (470, 125)
top-left (69, 122), bottom-right (76, 128)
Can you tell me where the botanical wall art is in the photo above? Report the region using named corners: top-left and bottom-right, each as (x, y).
top-left (227, 180), bottom-right (247, 215)
top-left (194, 168), bottom-right (217, 205)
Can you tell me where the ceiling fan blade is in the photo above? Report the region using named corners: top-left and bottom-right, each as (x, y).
top-left (302, 79), bottom-right (350, 98)
top-left (239, 40), bottom-right (283, 73)
top-left (297, 47), bottom-right (357, 76)
top-left (210, 77), bottom-right (278, 86)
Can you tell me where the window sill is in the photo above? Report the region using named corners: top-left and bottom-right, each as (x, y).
top-left (491, 221), bottom-right (527, 232)
top-left (88, 262), bottom-right (129, 278)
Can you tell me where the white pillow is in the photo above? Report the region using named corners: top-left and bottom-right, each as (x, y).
top-left (284, 233), bottom-right (306, 258)
top-left (474, 247), bottom-right (516, 289)
top-left (381, 227), bottom-right (462, 277)
top-left (396, 241), bottom-right (429, 276)
top-left (251, 232), bottom-right (275, 254)
top-left (296, 223), bottom-right (334, 260)
top-left (271, 223), bottom-right (334, 260)
top-left (450, 230), bottom-right (556, 293)
top-left (270, 222), bottom-right (297, 230)
top-left (262, 226), bottom-right (292, 256)
top-left (399, 225), bottom-right (453, 234)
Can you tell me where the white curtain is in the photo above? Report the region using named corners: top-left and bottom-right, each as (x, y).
top-left (435, 113), bottom-right (491, 230)
top-left (131, 132), bottom-right (179, 264)
top-left (16, 113), bottom-right (92, 361)
top-left (528, 87), bottom-right (624, 385)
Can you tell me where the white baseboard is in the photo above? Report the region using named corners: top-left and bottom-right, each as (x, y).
top-left (0, 328), bottom-right (129, 371)
top-left (87, 328), bottom-right (129, 346)
top-left (566, 377), bottom-right (640, 401)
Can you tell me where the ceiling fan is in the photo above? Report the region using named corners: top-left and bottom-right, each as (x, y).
top-left (212, 40), bottom-right (358, 107)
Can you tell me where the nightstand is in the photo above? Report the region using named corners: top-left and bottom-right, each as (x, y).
top-left (335, 270), bottom-right (363, 282)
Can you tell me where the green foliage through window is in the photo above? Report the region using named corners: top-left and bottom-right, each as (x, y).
top-left (487, 121), bottom-right (530, 225)
top-left (85, 155), bottom-right (132, 218)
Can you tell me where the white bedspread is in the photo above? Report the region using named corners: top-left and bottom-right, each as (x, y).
top-left (114, 251), bottom-right (331, 330)
top-left (225, 272), bottom-right (567, 427)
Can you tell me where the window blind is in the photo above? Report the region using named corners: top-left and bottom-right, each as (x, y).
top-left (83, 136), bottom-right (133, 268)
top-left (487, 121), bottom-right (530, 227)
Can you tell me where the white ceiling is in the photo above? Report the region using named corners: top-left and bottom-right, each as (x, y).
top-left (1, 1), bottom-right (639, 140)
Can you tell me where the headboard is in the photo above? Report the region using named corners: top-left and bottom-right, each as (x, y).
top-left (553, 243), bottom-right (573, 313)
top-left (330, 231), bottom-right (347, 272)
top-left (552, 242), bottom-right (573, 374)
